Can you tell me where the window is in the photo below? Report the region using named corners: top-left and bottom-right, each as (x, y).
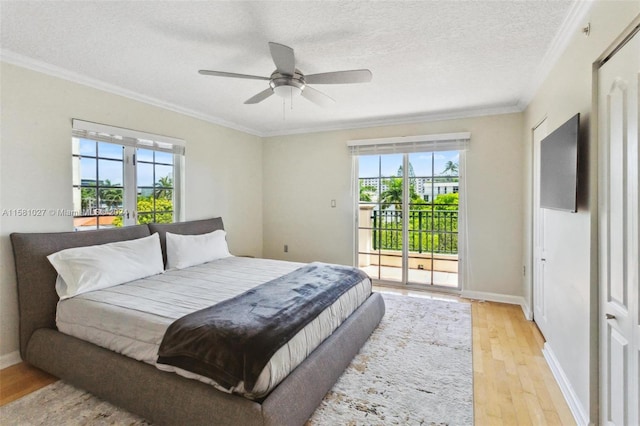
top-left (349, 132), bottom-right (469, 290)
top-left (72, 120), bottom-right (184, 231)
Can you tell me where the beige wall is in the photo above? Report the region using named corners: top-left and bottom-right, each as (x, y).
top-left (262, 113), bottom-right (525, 297)
top-left (521, 1), bottom-right (640, 422)
top-left (0, 63), bottom-right (264, 359)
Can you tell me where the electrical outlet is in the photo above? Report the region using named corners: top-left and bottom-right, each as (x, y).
top-left (331, 199), bottom-right (336, 208)
top-left (284, 244), bottom-right (288, 253)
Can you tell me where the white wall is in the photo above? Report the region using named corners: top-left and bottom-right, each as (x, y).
top-left (262, 113), bottom-right (524, 298)
top-left (0, 63), bottom-right (264, 360)
top-left (521, 1), bottom-right (640, 422)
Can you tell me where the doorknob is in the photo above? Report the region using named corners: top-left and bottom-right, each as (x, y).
top-left (606, 313), bottom-right (616, 320)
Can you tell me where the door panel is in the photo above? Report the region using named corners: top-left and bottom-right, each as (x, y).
top-left (357, 152), bottom-right (461, 289)
top-left (533, 120), bottom-right (549, 335)
top-left (608, 326), bottom-right (628, 425)
top-left (599, 27), bottom-right (639, 426)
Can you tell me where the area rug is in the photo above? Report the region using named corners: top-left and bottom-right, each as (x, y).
top-left (0, 293), bottom-right (473, 425)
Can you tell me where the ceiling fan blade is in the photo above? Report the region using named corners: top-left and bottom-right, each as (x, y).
top-left (301, 86), bottom-right (335, 107)
top-left (244, 88), bottom-right (274, 104)
top-left (268, 42), bottom-right (296, 76)
top-left (305, 69), bottom-right (373, 84)
top-left (198, 70), bottom-right (270, 81)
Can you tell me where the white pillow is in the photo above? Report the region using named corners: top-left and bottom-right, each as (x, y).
top-left (48, 233), bottom-right (164, 300)
top-left (166, 229), bottom-right (231, 269)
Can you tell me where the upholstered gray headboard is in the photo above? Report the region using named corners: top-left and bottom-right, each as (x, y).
top-left (10, 217), bottom-right (224, 359)
top-left (10, 225), bottom-right (151, 358)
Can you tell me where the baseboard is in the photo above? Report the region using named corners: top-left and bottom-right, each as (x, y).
top-left (0, 350), bottom-right (22, 369)
top-left (542, 343), bottom-right (589, 426)
top-left (460, 290), bottom-right (529, 318)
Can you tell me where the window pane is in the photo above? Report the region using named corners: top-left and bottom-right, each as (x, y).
top-left (409, 152), bottom-right (433, 176)
top-left (97, 159), bottom-right (123, 186)
top-left (409, 177), bottom-right (428, 206)
top-left (80, 158), bottom-right (97, 185)
top-left (434, 151), bottom-right (459, 177)
top-left (80, 187), bottom-right (97, 211)
top-left (155, 189), bottom-right (173, 203)
top-left (78, 139), bottom-right (96, 157)
top-left (137, 194), bottom-right (154, 212)
top-left (154, 210), bottom-right (174, 224)
top-left (97, 142), bottom-right (123, 160)
top-left (137, 162), bottom-right (154, 187)
top-left (99, 188), bottom-right (124, 210)
top-left (137, 212), bottom-right (153, 225)
top-left (137, 148), bottom-right (154, 163)
top-left (432, 177), bottom-right (459, 203)
top-left (358, 155), bottom-right (379, 178)
top-left (359, 179), bottom-right (380, 203)
top-left (154, 151), bottom-right (173, 165)
top-left (380, 154), bottom-right (402, 178)
top-left (155, 165), bottom-right (173, 187)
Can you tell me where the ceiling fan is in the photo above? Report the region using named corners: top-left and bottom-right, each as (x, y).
top-left (198, 42), bottom-right (372, 106)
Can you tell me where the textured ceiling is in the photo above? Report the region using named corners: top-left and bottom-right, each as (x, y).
top-left (1, 1), bottom-right (578, 136)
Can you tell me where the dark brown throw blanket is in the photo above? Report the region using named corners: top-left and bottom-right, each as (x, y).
top-left (156, 262), bottom-right (368, 396)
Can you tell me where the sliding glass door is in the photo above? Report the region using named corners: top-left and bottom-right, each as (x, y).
top-left (356, 151), bottom-right (461, 289)
top-left (358, 154), bottom-right (404, 282)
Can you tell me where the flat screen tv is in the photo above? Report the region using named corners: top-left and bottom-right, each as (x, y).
top-left (540, 113), bottom-right (580, 212)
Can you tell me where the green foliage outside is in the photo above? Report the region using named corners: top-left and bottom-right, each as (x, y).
top-left (373, 192), bottom-right (459, 254)
top-left (112, 197), bottom-right (173, 227)
top-left (111, 176), bottom-right (174, 227)
top-left (378, 177), bottom-right (426, 210)
top-left (359, 182), bottom-right (376, 202)
top-left (361, 160), bottom-right (460, 254)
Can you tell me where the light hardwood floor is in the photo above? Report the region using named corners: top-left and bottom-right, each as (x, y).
top-left (0, 290), bottom-right (576, 425)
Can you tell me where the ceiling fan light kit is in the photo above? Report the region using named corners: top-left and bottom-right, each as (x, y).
top-left (270, 70), bottom-right (305, 98)
top-left (198, 42), bottom-right (372, 107)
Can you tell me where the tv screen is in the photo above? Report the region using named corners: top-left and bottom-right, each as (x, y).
top-left (540, 113), bottom-right (580, 212)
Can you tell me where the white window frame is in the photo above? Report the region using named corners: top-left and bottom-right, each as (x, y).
top-left (72, 119), bottom-right (185, 229)
top-left (348, 132), bottom-right (470, 291)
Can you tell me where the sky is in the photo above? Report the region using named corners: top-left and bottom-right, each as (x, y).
top-left (358, 151), bottom-right (460, 178)
top-left (75, 139), bottom-right (173, 187)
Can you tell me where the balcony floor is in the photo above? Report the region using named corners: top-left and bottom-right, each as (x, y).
top-left (360, 265), bottom-right (459, 288)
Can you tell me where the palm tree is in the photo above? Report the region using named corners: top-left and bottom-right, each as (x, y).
top-left (441, 161), bottom-right (459, 176)
top-left (154, 176), bottom-right (173, 199)
top-left (99, 179), bottom-right (123, 208)
top-left (380, 177), bottom-right (403, 210)
top-left (359, 183), bottom-right (376, 202)
top-left (379, 178), bottom-right (422, 210)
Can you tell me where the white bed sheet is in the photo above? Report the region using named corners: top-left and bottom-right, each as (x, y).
top-left (56, 256), bottom-right (371, 398)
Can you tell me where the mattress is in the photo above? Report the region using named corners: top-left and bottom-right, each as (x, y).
top-left (56, 256), bottom-right (372, 398)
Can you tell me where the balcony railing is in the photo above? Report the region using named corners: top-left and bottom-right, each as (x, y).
top-left (370, 207), bottom-right (458, 254)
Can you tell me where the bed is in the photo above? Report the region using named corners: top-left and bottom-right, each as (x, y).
top-left (10, 217), bottom-right (385, 425)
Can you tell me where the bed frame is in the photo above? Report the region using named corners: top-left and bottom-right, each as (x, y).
top-left (10, 218), bottom-right (385, 426)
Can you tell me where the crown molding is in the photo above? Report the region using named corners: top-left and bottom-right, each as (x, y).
top-left (260, 104), bottom-right (522, 138)
top-left (0, 50), bottom-right (263, 137)
top-left (517, 0), bottom-right (595, 110)
top-left (2, 50), bottom-right (522, 139)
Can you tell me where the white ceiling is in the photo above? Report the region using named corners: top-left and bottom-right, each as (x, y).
top-left (1, 1), bottom-right (584, 137)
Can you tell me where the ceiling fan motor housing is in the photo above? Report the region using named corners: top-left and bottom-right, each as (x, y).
top-left (269, 70), bottom-right (306, 97)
